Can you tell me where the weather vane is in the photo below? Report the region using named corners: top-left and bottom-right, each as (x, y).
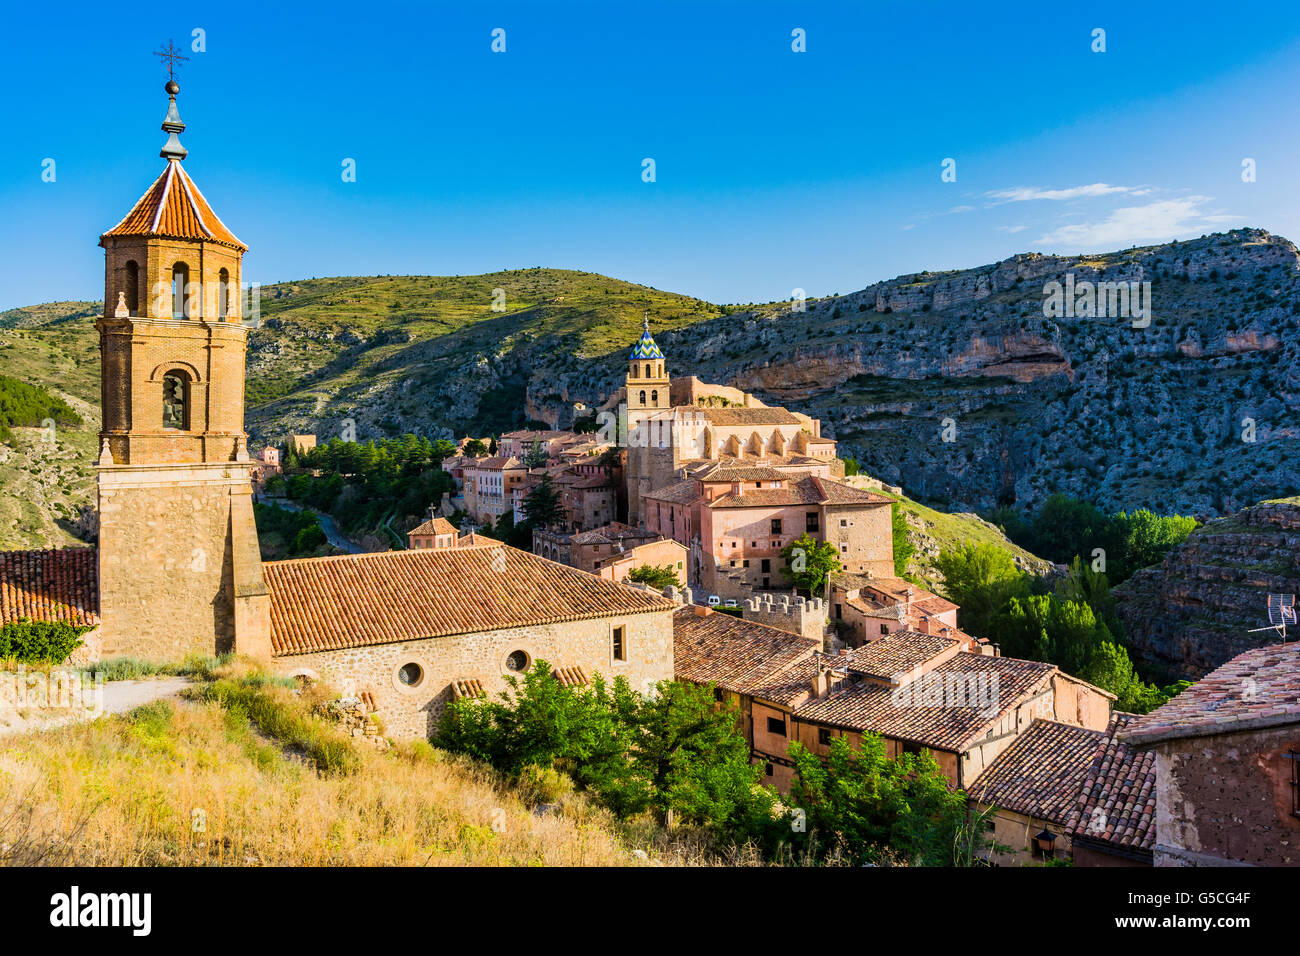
top-left (154, 39), bottom-right (189, 81)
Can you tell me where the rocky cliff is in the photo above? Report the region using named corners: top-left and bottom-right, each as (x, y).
top-left (1114, 497), bottom-right (1300, 682)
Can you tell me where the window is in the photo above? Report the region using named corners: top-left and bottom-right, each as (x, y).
top-left (840, 543), bottom-right (848, 553)
top-left (766, 716), bottom-right (786, 736)
top-left (806, 512), bottom-right (819, 533)
top-left (162, 372), bottom-right (188, 430)
top-left (651, 390), bottom-right (658, 404)
top-left (880, 624), bottom-right (889, 635)
top-left (840, 518), bottom-right (848, 528)
top-left (397, 662), bottom-right (423, 686)
top-left (639, 390), bottom-right (646, 405)
top-left (713, 687), bottom-right (723, 702)
top-left (818, 728), bottom-right (832, 746)
top-left (834, 603), bottom-right (842, 619)
top-left (171, 262), bottom-right (192, 318)
top-left (123, 260), bottom-right (139, 315)
top-left (770, 518), bottom-right (782, 535)
top-left (761, 558), bottom-right (771, 573)
top-left (505, 649), bottom-right (530, 672)
top-left (742, 560), bottom-right (749, 568)
top-left (764, 763), bottom-right (774, 776)
top-left (644, 364), bottom-right (651, 378)
top-left (612, 625), bottom-right (626, 661)
top-left (218, 267), bottom-right (231, 318)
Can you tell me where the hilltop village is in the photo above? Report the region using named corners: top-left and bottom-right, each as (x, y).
top-left (1, 83), bottom-right (1298, 869)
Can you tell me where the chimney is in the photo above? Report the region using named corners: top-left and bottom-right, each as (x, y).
top-left (811, 663), bottom-right (830, 699)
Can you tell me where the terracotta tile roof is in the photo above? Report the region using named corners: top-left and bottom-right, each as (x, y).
top-left (569, 522), bottom-right (657, 547)
top-left (643, 478), bottom-right (703, 506)
top-left (552, 665), bottom-right (590, 687)
top-left (844, 630), bottom-right (959, 681)
top-left (1121, 642), bottom-right (1300, 746)
top-left (672, 607), bottom-right (819, 697)
top-left (455, 532), bottom-right (499, 548)
top-left (697, 465), bottom-right (790, 483)
top-left (968, 719), bottom-right (1105, 823)
top-left (264, 546), bottom-right (673, 656)
top-left (793, 653), bottom-right (1057, 753)
top-left (0, 548), bottom-right (99, 627)
top-left (466, 455), bottom-right (524, 470)
top-left (409, 517), bottom-right (457, 536)
top-left (101, 161), bottom-right (246, 250)
top-left (708, 475), bottom-right (891, 509)
top-left (1067, 713), bottom-right (1158, 852)
top-left (451, 678), bottom-right (487, 700)
top-left (845, 596), bottom-right (906, 620)
top-left (699, 407), bottom-right (804, 426)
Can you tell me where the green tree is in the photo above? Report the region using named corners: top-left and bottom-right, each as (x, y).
top-left (523, 440), bottom-right (550, 469)
top-left (934, 543), bottom-right (1028, 640)
top-left (628, 564), bottom-right (682, 590)
top-left (841, 457), bottom-right (861, 477)
top-left (779, 532), bottom-right (842, 595)
top-left (787, 735), bottom-right (967, 866)
top-left (522, 474), bottom-right (564, 530)
top-left (891, 503), bottom-right (915, 578)
top-left (462, 438), bottom-right (488, 458)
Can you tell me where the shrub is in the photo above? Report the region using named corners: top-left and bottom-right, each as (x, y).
top-left (0, 618), bottom-right (90, 664)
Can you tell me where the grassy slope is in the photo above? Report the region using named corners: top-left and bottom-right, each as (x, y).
top-left (0, 669), bottom-right (719, 866)
top-left (0, 316), bottom-right (101, 551)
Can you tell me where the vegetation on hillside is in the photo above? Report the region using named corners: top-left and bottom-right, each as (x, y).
top-left (991, 494), bottom-right (1199, 584)
top-left (269, 434), bottom-right (458, 537)
top-left (936, 543), bottom-right (1188, 713)
top-left (252, 502), bottom-right (334, 560)
top-left (438, 662), bottom-right (988, 865)
top-left (0, 618), bottom-right (91, 664)
top-left (0, 374), bottom-right (82, 445)
top-left (0, 660), bottom-right (722, 866)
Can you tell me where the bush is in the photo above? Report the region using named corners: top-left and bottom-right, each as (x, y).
top-left (0, 618), bottom-right (90, 664)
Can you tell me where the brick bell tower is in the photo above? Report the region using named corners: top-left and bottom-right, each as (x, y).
top-left (94, 76), bottom-right (271, 661)
top-left (623, 314), bottom-right (671, 526)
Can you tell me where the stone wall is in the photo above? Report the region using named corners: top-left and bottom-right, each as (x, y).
top-left (272, 608), bottom-right (675, 740)
top-left (743, 593), bottom-right (828, 643)
top-left (1150, 723), bottom-right (1300, 866)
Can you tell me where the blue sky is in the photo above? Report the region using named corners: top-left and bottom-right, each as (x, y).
top-left (2, 0), bottom-right (1298, 309)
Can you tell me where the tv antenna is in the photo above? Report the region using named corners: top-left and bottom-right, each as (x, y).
top-left (1248, 593), bottom-right (1296, 643)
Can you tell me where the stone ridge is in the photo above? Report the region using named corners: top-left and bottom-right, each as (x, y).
top-left (1115, 497), bottom-right (1300, 680)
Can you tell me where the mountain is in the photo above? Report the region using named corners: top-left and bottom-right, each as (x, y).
top-left (1114, 497), bottom-right (1300, 682)
top-left (5, 228), bottom-right (1297, 525)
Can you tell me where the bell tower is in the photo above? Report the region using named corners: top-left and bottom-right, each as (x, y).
top-left (94, 70), bottom-right (271, 662)
top-left (625, 313), bottom-right (671, 423)
top-left (622, 314), bottom-right (672, 527)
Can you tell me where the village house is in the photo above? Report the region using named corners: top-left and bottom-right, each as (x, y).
top-left (672, 607), bottom-right (1114, 792)
top-left (642, 463), bottom-right (895, 599)
top-left (1065, 713), bottom-right (1157, 867)
top-left (461, 455), bottom-right (528, 525)
top-left (1120, 641), bottom-right (1300, 867)
top-left (830, 572), bottom-right (963, 645)
top-left (967, 718), bottom-right (1106, 865)
top-left (263, 543), bottom-right (677, 737)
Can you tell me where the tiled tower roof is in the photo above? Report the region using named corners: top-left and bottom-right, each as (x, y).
top-left (101, 160), bottom-right (246, 251)
top-left (628, 314), bottom-right (664, 360)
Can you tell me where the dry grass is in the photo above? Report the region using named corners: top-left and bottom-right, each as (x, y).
top-left (0, 666), bottom-right (749, 867)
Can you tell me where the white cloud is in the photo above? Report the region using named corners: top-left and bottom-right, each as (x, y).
top-left (997, 224), bottom-right (1030, 233)
top-left (948, 205), bottom-right (975, 214)
top-left (1032, 196), bottom-right (1240, 250)
top-left (986, 183), bottom-right (1141, 203)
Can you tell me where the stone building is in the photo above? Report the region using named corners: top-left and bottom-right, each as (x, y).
top-left (672, 608), bottom-right (1114, 792)
top-left (1121, 641), bottom-right (1300, 866)
top-left (642, 463), bottom-right (894, 599)
top-left (967, 718), bottom-right (1105, 865)
top-left (262, 544), bottom-right (676, 737)
top-left (612, 318), bottom-right (838, 527)
top-left (407, 516), bottom-right (458, 549)
top-left (831, 573), bottom-right (962, 646)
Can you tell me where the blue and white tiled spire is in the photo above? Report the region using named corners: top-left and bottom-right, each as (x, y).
top-left (628, 312), bottom-right (663, 360)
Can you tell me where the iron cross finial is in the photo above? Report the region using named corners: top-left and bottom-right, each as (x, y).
top-left (154, 39), bottom-right (189, 81)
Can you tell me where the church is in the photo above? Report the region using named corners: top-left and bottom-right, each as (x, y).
top-left (0, 80), bottom-right (677, 738)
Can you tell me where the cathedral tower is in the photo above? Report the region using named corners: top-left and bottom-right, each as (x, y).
top-left (94, 78), bottom-right (270, 661)
top-left (624, 313), bottom-right (671, 428)
top-left (623, 315), bottom-right (673, 526)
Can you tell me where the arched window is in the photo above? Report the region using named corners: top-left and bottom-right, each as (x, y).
top-left (639, 390), bottom-right (647, 405)
top-left (162, 372), bottom-right (189, 430)
top-left (644, 364), bottom-right (651, 378)
top-left (218, 268), bottom-right (230, 319)
top-left (651, 390), bottom-right (658, 405)
top-left (124, 260), bottom-right (140, 315)
top-left (172, 262), bottom-right (192, 319)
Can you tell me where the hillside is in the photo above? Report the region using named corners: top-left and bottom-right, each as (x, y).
top-left (1114, 497), bottom-right (1300, 682)
top-left (0, 665), bottom-right (721, 866)
top-left (4, 227), bottom-right (1296, 538)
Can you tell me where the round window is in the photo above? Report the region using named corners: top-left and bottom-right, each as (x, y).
top-left (397, 662), bottom-right (423, 686)
top-left (505, 650), bottom-right (529, 673)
